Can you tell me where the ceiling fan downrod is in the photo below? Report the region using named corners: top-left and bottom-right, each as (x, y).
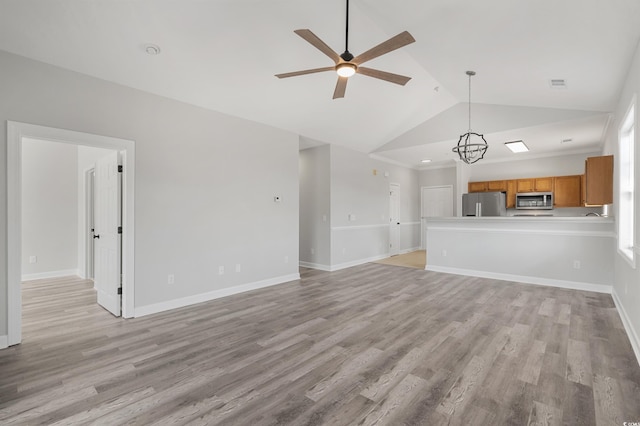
top-left (341, 0), bottom-right (354, 61)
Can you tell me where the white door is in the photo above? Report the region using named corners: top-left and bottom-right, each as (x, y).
top-left (421, 186), bottom-right (453, 249)
top-left (389, 184), bottom-right (401, 256)
top-left (94, 152), bottom-right (122, 316)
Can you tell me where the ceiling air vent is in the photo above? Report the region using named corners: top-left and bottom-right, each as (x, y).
top-left (549, 79), bottom-right (567, 89)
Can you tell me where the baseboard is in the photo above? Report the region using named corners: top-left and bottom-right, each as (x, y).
top-left (302, 252), bottom-right (421, 272)
top-left (611, 288), bottom-right (640, 367)
top-left (22, 269), bottom-right (80, 281)
top-left (399, 247), bottom-right (421, 255)
top-left (0, 335), bottom-right (7, 349)
top-left (134, 273), bottom-right (301, 317)
top-left (425, 265), bottom-right (612, 294)
top-left (299, 261), bottom-right (332, 271)
top-left (328, 254), bottom-right (390, 272)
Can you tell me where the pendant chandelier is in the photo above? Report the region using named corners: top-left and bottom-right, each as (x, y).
top-left (452, 71), bottom-right (488, 164)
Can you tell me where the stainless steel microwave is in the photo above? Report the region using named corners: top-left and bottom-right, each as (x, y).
top-left (516, 192), bottom-right (553, 209)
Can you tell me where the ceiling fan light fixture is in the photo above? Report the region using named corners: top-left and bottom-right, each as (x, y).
top-left (336, 62), bottom-right (357, 77)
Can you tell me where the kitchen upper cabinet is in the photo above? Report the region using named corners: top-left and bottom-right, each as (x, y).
top-left (516, 177), bottom-right (553, 193)
top-left (468, 181), bottom-right (488, 192)
top-left (487, 180), bottom-right (507, 192)
top-left (585, 155), bottom-right (613, 205)
top-left (506, 180), bottom-right (517, 208)
top-left (553, 175), bottom-right (582, 207)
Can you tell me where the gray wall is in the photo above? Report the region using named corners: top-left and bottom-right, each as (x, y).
top-left (1, 50), bottom-right (299, 335)
top-left (21, 139), bottom-right (78, 276)
top-left (604, 38), bottom-right (640, 354)
top-left (299, 145), bottom-right (331, 267)
top-left (330, 145), bottom-right (420, 267)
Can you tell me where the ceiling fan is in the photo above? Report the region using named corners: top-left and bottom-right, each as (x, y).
top-left (275, 0), bottom-right (415, 99)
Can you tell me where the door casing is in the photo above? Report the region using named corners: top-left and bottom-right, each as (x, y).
top-left (6, 121), bottom-right (135, 346)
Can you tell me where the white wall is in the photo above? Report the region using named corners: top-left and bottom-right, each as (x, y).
top-left (0, 49), bottom-right (300, 335)
top-left (299, 145), bottom-right (331, 268)
top-left (330, 145), bottom-right (420, 268)
top-left (604, 38), bottom-right (640, 360)
top-left (21, 139), bottom-right (78, 278)
top-left (465, 151), bottom-right (600, 181)
top-left (77, 146), bottom-right (116, 279)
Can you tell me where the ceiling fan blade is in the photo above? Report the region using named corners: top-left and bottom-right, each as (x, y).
top-left (294, 29), bottom-right (341, 64)
top-left (352, 31), bottom-right (415, 65)
top-left (357, 67), bottom-right (412, 86)
top-left (275, 66), bottom-right (335, 79)
top-left (333, 76), bottom-right (348, 99)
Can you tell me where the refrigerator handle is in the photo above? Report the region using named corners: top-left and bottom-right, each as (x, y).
top-left (478, 202), bottom-right (482, 217)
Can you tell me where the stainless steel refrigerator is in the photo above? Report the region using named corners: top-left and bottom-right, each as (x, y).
top-left (462, 192), bottom-right (506, 216)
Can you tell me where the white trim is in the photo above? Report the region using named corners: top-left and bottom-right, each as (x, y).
top-left (332, 223), bottom-right (388, 231)
top-left (7, 122), bottom-right (21, 346)
top-left (611, 287), bottom-right (640, 367)
top-left (22, 269), bottom-right (80, 282)
top-left (332, 222), bottom-right (420, 231)
top-left (425, 265), bottom-right (612, 294)
top-left (329, 254), bottom-right (389, 271)
top-left (134, 273), bottom-right (301, 317)
top-left (7, 121), bottom-right (136, 347)
top-left (428, 226), bottom-right (615, 239)
top-left (399, 247), bottom-right (421, 255)
top-left (0, 335), bottom-right (7, 350)
top-left (299, 261), bottom-right (332, 271)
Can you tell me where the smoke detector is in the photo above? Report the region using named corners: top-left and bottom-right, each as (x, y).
top-left (144, 44), bottom-right (161, 55)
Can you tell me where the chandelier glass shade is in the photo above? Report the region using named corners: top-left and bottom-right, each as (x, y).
top-left (452, 71), bottom-right (488, 164)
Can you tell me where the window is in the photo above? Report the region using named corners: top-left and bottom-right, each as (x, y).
top-left (618, 97), bottom-right (635, 265)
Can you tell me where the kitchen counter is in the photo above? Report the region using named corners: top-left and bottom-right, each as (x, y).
top-left (425, 216), bottom-right (614, 293)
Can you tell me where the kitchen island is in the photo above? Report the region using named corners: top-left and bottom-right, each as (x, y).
top-left (425, 216), bottom-right (614, 293)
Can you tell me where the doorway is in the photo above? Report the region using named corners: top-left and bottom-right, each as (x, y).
top-left (421, 185), bottom-right (453, 249)
top-left (7, 121), bottom-right (136, 346)
top-left (389, 183), bottom-right (400, 256)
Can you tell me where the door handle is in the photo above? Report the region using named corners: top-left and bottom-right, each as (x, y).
top-left (93, 234), bottom-right (100, 239)
top-left (397, 222), bottom-right (400, 225)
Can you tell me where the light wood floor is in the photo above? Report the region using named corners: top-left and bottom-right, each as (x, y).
top-left (1, 266), bottom-right (640, 425)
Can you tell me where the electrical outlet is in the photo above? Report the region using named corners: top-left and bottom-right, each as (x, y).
top-left (167, 274), bottom-right (175, 285)
top-left (29, 256), bottom-right (37, 264)
top-left (284, 255), bottom-right (289, 264)
top-left (342, 248), bottom-right (346, 254)
top-left (310, 248), bottom-right (315, 255)
top-left (573, 260), bottom-right (581, 269)
top-left (218, 266), bottom-right (225, 275)
top-left (442, 249), bottom-right (447, 257)
top-left (322, 214), bottom-right (327, 222)
top-left (235, 264), bottom-right (241, 273)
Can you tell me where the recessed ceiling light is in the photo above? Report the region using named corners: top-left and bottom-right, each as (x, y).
top-left (549, 79), bottom-right (567, 89)
top-left (144, 44), bottom-right (161, 55)
top-left (421, 159), bottom-right (432, 163)
top-left (505, 140), bottom-right (529, 153)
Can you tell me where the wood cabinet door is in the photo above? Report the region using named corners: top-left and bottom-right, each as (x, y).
top-left (468, 181), bottom-right (488, 192)
top-left (534, 177), bottom-right (554, 192)
top-left (554, 175), bottom-right (582, 207)
top-left (487, 180), bottom-right (507, 192)
top-left (506, 180), bottom-right (517, 208)
top-left (585, 155), bottom-right (613, 205)
top-left (516, 179), bottom-right (535, 193)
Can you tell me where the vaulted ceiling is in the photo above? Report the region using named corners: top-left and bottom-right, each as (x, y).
top-left (1, 0), bottom-right (639, 167)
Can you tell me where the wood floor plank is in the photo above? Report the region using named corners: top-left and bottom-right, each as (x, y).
top-left (1, 267), bottom-right (640, 424)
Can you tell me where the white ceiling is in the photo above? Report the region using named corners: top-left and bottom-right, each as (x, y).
top-left (1, 0), bottom-right (639, 168)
